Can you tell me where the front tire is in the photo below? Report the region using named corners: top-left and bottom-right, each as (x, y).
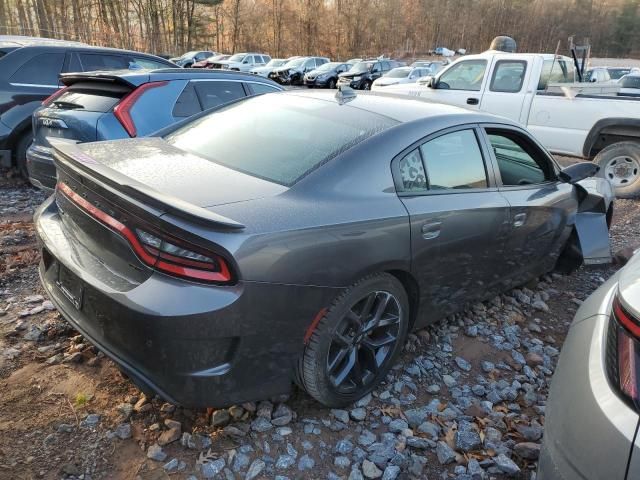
top-left (297, 273), bottom-right (409, 407)
top-left (595, 141), bottom-right (640, 198)
top-left (328, 78), bottom-right (336, 89)
top-left (362, 81), bottom-right (372, 90)
top-left (15, 130), bottom-right (32, 179)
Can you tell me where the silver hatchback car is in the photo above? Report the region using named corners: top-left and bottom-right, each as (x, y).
top-left (539, 251), bottom-right (640, 479)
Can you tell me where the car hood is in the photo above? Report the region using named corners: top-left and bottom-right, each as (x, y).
top-left (217, 60), bottom-right (242, 67)
top-left (307, 68), bottom-right (333, 76)
top-left (619, 250), bottom-right (640, 318)
top-left (375, 77), bottom-right (408, 86)
top-left (274, 66), bottom-right (299, 74)
top-left (56, 137), bottom-right (287, 208)
top-left (339, 71), bottom-right (367, 78)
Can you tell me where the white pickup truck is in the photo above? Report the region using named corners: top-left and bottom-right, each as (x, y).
top-left (384, 51), bottom-right (640, 197)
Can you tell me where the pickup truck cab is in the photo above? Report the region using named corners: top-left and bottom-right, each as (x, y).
top-left (386, 51), bottom-right (640, 197)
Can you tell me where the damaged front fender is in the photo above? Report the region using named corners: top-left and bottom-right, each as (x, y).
top-left (557, 177), bottom-right (614, 272)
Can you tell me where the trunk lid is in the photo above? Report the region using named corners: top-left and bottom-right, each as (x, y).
top-left (52, 137), bottom-right (287, 215)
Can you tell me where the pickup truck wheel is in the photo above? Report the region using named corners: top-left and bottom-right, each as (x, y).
top-left (595, 142), bottom-right (640, 199)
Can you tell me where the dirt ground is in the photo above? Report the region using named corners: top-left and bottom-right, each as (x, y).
top-left (0, 167), bottom-right (639, 480)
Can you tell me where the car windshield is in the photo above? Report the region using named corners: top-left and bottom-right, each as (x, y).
top-left (285, 58), bottom-right (306, 68)
top-left (165, 94), bottom-right (397, 186)
top-left (266, 59), bottom-right (286, 67)
top-left (349, 61), bottom-right (374, 73)
top-left (179, 51), bottom-right (198, 60)
top-left (609, 68), bottom-right (632, 80)
top-left (228, 54), bottom-right (246, 62)
top-left (621, 76), bottom-right (640, 89)
top-left (386, 67), bottom-right (411, 78)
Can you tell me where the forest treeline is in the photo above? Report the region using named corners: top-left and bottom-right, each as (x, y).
top-left (0, 0), bottom-right (638, 59)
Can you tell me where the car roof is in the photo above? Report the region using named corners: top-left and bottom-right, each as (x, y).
top-left (281, 89), bottom-right (506, 124)
top-left (1, 40), bottom-right (172, 60)
top-left (60, 68), bottom-right (282, 88)
top-left (0, 35), bottom-right (86, 47)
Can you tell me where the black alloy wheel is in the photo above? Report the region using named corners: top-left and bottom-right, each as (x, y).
top-left (297, 273), bottom-right (409, 407)
top-left (327, 290), bottom-right (401, 393)
top-left (328, 78), bottom-right (336, 89)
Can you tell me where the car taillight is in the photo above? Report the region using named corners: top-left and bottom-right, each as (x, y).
top-left (113, 81), bottom-right (168, 138)
top-left (42, 86), bottom-right (70, 106)
top-left (57, 182), bottom-right (232, 284)
top-left (608, 295), bottom-right (640, 410)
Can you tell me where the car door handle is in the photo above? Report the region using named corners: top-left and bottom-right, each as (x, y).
top-left (467, 97), bottom-right (479, 105)
top-left (513, 213), bottom-right (527, 227)
top-left (421, 222), bottom-right (442, 240)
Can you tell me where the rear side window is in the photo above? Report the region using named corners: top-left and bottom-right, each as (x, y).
top-left (398, 149), bottom-right (427, 192)
top-left (247, 83), bottom-right (281, 95)
top-left (132, 57), bottom-right (170, 69)
top-left (11, 53), bottom-right (65, 86)
top-left (173, 83), bottom-right (201, 117)
top-left (165, 94), bottom-right (397, 186)
top-left (79, 54), bottom-right (130, 71)
top-left (194, 81), bottom-right (246, 110)
top-left (420, 130), bottom-right (487, 190)
top-left (490, 60), bottom-right (526, 93)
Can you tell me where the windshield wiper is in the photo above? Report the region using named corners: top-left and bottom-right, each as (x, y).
top-left (53, 101), bottom-right (83, 110)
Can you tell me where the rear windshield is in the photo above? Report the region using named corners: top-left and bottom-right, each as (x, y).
top-left (50, 84), bottom-right (128, 112)
top-left (165, 93), bottom-right (396, 186)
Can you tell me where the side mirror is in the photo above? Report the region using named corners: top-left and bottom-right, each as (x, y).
top-left (590, 77), bottom-right (597, 83)
top-left (558, 162), bottom-right (600, 184)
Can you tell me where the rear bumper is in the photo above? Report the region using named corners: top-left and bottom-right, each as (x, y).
top-left (537, 274), bottom-right (638, 480)
top-left (35, 196), bottom-right (341, 408)
top-left (26, 144), bottom-right (56, 191)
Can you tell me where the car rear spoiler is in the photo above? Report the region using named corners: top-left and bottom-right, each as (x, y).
top-left (60, 70), bottom-right (149, 89)
top-left (50, 139), bottom-right (245, 230)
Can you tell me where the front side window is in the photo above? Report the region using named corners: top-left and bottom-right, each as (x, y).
top-left (487, 130), bottom-right (552, 185)
top-left (490, 60), bottom-right (526, 92)
top-left (437, 60), bottom-right (487, 91)
top-left (11, 53), bottom-right (64, 85)
top-left (420, 129), bottom-right (487, 190)
top-left (397, 149), bottom-right (427, 192)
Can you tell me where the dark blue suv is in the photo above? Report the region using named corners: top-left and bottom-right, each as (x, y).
top-left (27, 69), bottom-right (282, 190)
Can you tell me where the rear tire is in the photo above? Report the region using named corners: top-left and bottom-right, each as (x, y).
top-left (595, 141), bottom-right (640, 198)
top-left (15, 131), bottom-right (32, 179)
top-left (297, 273), bottom-right (409, 407)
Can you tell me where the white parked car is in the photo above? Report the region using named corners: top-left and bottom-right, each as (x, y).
top-left (384, 50), bottom-right (640, 197)
top-left (619, 73), bottom-right (640, 96)
top-left (250, 58), bottom-right (291, 77)
top-left (209, 53), bottom-right (271, 72)
top-left (371, 67), bottom-right (430, 90)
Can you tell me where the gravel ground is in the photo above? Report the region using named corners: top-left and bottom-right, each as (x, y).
top-left (0, 170), bottom-right (639, 480)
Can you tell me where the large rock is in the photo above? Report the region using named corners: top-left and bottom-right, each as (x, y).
top-left (362, 459), bottom-right (383, 479)
top-left (514, 442), bottom-right (541, 460)
top-left (494, 454), bottom-right (521, 476)
top-left (455, 421), bottom-right (482, 452)
top-left (436, 441), bottom-right (456, 465)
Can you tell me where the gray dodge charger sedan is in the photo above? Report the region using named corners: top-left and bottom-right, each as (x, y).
top-left (35, 90), bottom-right (613, 408)
top-left (539, 251), bottom-right (640, 479)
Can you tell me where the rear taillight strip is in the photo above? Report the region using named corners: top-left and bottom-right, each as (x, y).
top-left (614, 297), bottom-right (640, 338)
top-left (57, 182), bottom-right (231, 283)
top-left (113, 81), bottom-right (168, 137)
